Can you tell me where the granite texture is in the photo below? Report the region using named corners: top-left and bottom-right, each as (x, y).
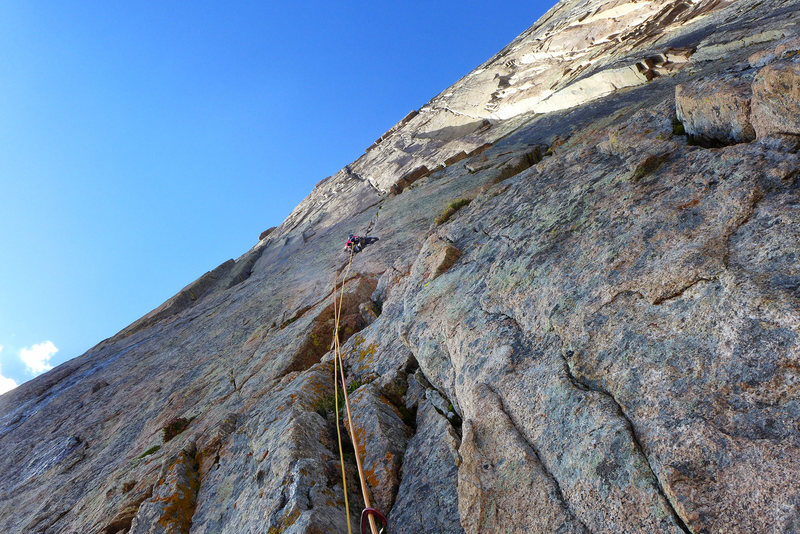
top-left (1, 1), bottom-right (800, 533)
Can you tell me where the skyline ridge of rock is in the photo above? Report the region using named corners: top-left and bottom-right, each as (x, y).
top-left (2, 0), bottom-right (800, 532)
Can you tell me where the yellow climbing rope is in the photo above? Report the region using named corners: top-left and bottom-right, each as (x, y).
top-left (332, 248), bottom-right (380, 534)
top-left (332, 249), bottom-right (353, 534)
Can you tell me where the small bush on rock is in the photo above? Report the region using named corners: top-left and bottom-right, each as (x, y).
top-left (162, 416), bottom-right (193, 442)
top-left (436, 198), bottom-right (472, 225)
top-left (314, 390), bottom-right (344, 417)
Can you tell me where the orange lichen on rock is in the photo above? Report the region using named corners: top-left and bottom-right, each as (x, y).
top-left (123, 447), bottom-right (202, 534)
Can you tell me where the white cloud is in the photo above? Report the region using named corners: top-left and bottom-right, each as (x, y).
top-left (19, 341), bottom-right (58, 375)
top-left (0, 346), bottom-right (18, 394)
top-left (0, 371), bottom-right (17, 394)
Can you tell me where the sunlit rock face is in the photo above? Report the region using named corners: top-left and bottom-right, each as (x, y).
top-left (2, 1), bottom-right (800, 533)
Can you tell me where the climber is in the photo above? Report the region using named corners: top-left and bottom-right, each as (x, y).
top-left (344, 234), bottom-right (379, 254)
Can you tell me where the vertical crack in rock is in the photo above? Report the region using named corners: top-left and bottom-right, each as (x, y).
top-left (102, 488), bottom-right (154, 534)
top-left (483, 383), bottom-right (590, 532)
top-left (562, 358), bottom-right (692, 534)
top-left (460, 383), bottom-right (590, 533)
top-left (721, 186), bottom-right (766, 269)
top-left (480, 305), bottom-right (693, 532)
top-left (388, 390), bottom-right (464, 534)
top-left (410, 372), bottom-right (463, 434)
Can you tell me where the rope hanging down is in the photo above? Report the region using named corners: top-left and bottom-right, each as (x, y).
top-left (332, 249), bottom-right (353, 534)
top-left (331, 248), bottom-right (384, 534)
top-left (333, 250), bottom-right (353, 534)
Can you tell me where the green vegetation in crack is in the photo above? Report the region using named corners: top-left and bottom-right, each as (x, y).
top-left (436, 198), bottom-right (472, 225)
top-left (137, 445), bottom-right (161, 459)
top-left (631, 153), bottom-right (669, 182)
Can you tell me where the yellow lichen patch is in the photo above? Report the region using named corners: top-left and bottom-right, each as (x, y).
top-left (155, 460), bottom-right (200, 534)
top-left (354, 426), bottom-right (367, 452)
top-left (352, 342), bottom-right (378, 363)
top-left (154, 453), bottom-right (200, 534)
top-left (267, 507), bottom-right (301, 534)
top-left (364, 463), bottom-right (381, 490)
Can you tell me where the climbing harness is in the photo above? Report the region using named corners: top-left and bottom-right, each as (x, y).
top-left (332, 246), bottom-right (385, 534)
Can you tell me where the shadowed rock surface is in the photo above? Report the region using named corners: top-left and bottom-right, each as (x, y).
top-left (2, 1), bottom-right (800, 532)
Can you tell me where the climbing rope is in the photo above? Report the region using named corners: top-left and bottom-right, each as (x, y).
top-left (331, 248), bottom-right (383, 534)
top-left (332, 248), bottom-right (354, 534)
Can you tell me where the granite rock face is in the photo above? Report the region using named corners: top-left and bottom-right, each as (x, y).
top-left (676, 78), bottom-right (756, 145)
top-left (2, 1), bottom-right (800, 533)
top-left (752, 61), bottom-right (800, 138)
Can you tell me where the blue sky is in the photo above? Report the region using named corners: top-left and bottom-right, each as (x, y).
top-left (0, 1), bottom-right (553, 392)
